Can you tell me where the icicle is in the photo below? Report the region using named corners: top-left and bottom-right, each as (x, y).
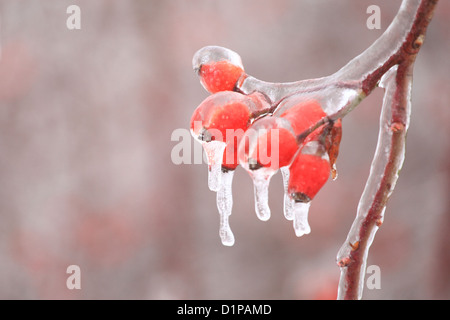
top-left (216, 170), bottom-right (235, 246)
top-left (253, 176), bottom-right (271, 221)
top-left (202, 141), bottom-right (226, 192)
top-left (292, 201), bottom-right (311, 237)
top-left (249, 169), bottom-right (275, 221)
top-left (281, 167), bottom-right (294, 221)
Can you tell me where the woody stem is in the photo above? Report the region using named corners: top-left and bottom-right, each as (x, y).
top-left (335, 0), bottom-right (438, 300)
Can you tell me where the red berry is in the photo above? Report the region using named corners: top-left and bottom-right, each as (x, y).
top-left (193, 46), bottom-right (245, 93)
top-left (190, 91), bottom-right (252, 142)
top-left (199, 61), bottom-right (245, 93)
top-left (238, 117), bottom-right (299, 171)
top-left (278, 99), bottom-right (327, 143)
top-left (191, 91), bottom-right (271, 171)
top-left (288, 143), bottom-right (330, 202)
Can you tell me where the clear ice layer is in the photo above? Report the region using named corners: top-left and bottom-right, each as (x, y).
top-left (216, 170), bottom-right (235, 246)
top-left (281, 167), bottom-right (294, 221)
top-left (202, 141), bottom-right (226, 192)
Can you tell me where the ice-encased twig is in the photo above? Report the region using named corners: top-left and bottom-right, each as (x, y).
top-left (336, 64), bottom-right (411, 299)
top-left (216, 170), bottom-right (235, 246)
top-left (237, 0), bottom-right (426, 119)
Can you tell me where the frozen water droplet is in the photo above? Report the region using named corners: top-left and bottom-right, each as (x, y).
top-left (216, 170), bottom-right (235, 246)
top-left (202, 141), bottom-right (226, 192)
top-left (249, 168), bottom-right (275, 221)
top-left (281, 167), bottom-right (294, 221)
top-left (293, 201), bottom-right (311, 237)
top-left (331, 163), bottom-right (338, 181)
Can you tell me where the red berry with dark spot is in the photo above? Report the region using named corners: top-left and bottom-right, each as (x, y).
top-left (238, 116), bottom-right (299, 171)
top-left (191, 91), bottom-right (271, 170)
top-left (288, 142), bottom-right (331, 203)
top-left (191, 91), bottom-right (253, 142)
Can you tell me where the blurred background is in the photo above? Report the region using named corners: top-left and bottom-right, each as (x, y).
top-left (0, 0), bottom-right (448, 299)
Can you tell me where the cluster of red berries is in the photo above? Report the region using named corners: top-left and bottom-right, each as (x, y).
top-left (190, 46), bottom-right (342, 218)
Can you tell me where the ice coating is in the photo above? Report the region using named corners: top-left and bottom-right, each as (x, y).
top-left (292, 201), bottom-right (311, 237)
top-left (281, 167), bottom-right (294, 221)
top-left (192, 46), bottom-right (244, 72)
top-left (320, 87), bottom-right (362, 117)
top-left (249, 168), bottom-right (275, 221)
top-left (202, 141), bottom-right (226, 192)
top-left (238, 75), bottom-right (331, 106)
top-left (337, 65), bottom-right (407, 299)
top-left (216, 170), bottom-right (235, 246)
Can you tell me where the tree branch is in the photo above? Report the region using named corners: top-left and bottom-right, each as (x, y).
top-left (193, 0), bottom-right (438, 300)
top-left (336, 63), bottom-right (412, 300)
top-left (238, 0), bottom-right (438, 300)
top-left (335, 0), bottom-right (438, 300)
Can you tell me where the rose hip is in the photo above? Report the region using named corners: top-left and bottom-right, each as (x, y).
top-left (191, 91), bottom-right (271, 171)
top-left (288, 142), bottom-right (331, 203)
top-left (199, 61), bottom-right (245, 93)
top-left (192, 46), bottom-right (246, 94)
top-left (238, 116), bottom-right (299, 171)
